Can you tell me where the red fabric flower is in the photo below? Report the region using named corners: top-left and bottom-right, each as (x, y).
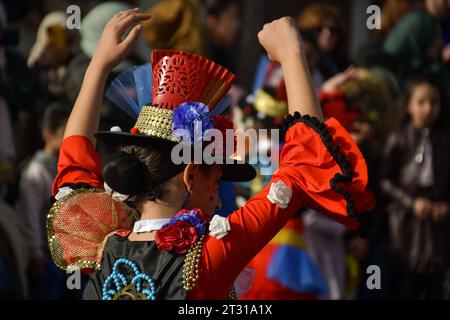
top-left (155, 220), bottom-right (198, 254)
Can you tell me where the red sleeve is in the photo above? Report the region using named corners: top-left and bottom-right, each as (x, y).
top-left (52, 135), bottom-right (104, 195)
top-left (189, 117), bottom-right (376, 299)
top-left (280, 117), bottom-right (375, 230)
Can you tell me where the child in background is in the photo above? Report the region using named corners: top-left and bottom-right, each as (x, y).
top-left (18, 103), bottom-right (69, 299)
top-left (381, 77), bottom-right (450, 299)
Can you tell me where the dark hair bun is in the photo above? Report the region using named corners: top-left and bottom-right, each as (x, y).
top-left (103, 151), bottom-right (150, 196)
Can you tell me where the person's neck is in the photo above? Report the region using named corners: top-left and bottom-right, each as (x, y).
top-left (129, 200), bottom-right (181, 242)
top-left (139, 200), bottom-right (180, 220)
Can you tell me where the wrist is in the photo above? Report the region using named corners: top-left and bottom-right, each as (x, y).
top-left (89, 57), bottom-right (113, 76)
top-left (279, 41), bottom-right (304, 64)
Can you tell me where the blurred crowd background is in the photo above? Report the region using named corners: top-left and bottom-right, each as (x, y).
top-left (1, 0), bottom-right (450, 300)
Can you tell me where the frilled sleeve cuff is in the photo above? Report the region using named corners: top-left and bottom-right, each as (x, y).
top-left (280, 112), bottom-right (376, 234)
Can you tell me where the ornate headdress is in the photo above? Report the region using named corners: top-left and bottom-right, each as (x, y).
top-left (95, 50), bottom-right (255, 182)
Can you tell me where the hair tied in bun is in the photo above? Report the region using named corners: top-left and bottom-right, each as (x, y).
top-left (102, 151), bottom-right (151, 202)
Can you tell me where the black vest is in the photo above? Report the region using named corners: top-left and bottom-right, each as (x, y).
top-left (83, 235), bottom-right (186, 300)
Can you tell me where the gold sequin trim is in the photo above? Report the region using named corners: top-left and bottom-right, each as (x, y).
top-left (46, 188), bottom-right (137, 271)
top-left (47, 188), bottom-right (103, 270)
top-left (228, 287), bottom-right (237, 300)
top-left (134, 105), bottom-right (181, 142)
top-left (182, 236), bottom-right (204, 291)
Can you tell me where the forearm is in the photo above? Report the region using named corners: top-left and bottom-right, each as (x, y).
top-left (64, 61), bottom-right (109, 144)
top-left (281, 50), bottom-right (323, 120)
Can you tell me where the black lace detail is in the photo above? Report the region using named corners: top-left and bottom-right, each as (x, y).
top-left (282, 112), bottom-right (374, 237)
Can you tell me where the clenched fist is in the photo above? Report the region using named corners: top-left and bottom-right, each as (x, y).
top-left (257, 17), bottom-right (303, 64)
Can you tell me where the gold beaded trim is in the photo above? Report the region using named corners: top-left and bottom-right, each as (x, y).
top-left (47, 188), bottom-right (103, 270)
top-left (182, 235), bottom-right (204, 291)
top-left (47, 188), bottom-right (137, 271)
top-left (134, 105), bottom-right (181, 142)
top-left (228, 287), bottom-right (237, 300)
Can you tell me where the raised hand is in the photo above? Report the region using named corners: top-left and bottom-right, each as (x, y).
top-left (92, 8), bottom-right (151, 72)
top-left (257, 17), bottom-right (303, 64)
top-left (64, 9), bottom-right (150, 142)
top-left (321, 66), bottom-right (360, 93)
top-left (257, 17), bottom-right (323, 120)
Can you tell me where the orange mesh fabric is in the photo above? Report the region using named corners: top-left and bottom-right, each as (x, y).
top-left (47, 189), bottom-right (137, 270)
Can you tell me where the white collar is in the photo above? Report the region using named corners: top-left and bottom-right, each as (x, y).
top-left (133, 219), bottom-right (171, 233)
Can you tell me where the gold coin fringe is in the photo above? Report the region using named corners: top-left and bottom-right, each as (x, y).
top-left (182, 236), bottom-right (204, 291)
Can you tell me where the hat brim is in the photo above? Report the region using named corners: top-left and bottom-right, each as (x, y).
top-left (95, 131), bottom-right (256, 182)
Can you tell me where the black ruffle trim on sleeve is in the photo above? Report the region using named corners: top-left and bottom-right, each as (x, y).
top-left (282, 112), bottom-right (374, 237)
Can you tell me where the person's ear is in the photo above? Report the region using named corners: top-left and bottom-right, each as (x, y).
top-left (182, 164), bottom-right (199, 192)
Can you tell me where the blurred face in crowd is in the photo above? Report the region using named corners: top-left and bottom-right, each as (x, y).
top-left (207, 4), bottom-right (241, 47)
top-left (315, 17), bottom-right (340, 53)
top-left (37, 26), bottom-right (70, 68)
top-left (407, 83), bottom-right (441, 128)
top-left (425, 0), bottom-right (449, 19)
top-left (42, 120), bottom-right (67, 155)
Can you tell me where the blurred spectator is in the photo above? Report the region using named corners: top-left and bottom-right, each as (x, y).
top-left (0, 2), bottom-right (39, 165)
top-left (320, 66), bottom-right (394, 140)
top-left (380, 76), bottom-right (450, 299)
top-left (297, 3), bottom-right (351, 77)
top-left (373, 0), bottom-right (423, 39)
top-left (318, 66), bottom-right (398, 300)
top-left (355, 0), bottom-right (422, 74)
top-left (383, 11), bottom-right (447, 83)
top-left (0, 97), bottom-right (15, 186)
top-left (424, 0), bottom-right (450, 72)
top-left (142, 0), bottom-right (205, 55)
top-left (204, 0), bottom-right (240, 72)
top-left (0, 196), bottom-right (28, 299)
top-left (302, 211), bottom-right (346, 300)
top-left (27, 11), bottom-right (71, 106)
top-left (18, 103), bottom-right (68, 299)
top-left (425, 0), bottom-right (449, 20)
